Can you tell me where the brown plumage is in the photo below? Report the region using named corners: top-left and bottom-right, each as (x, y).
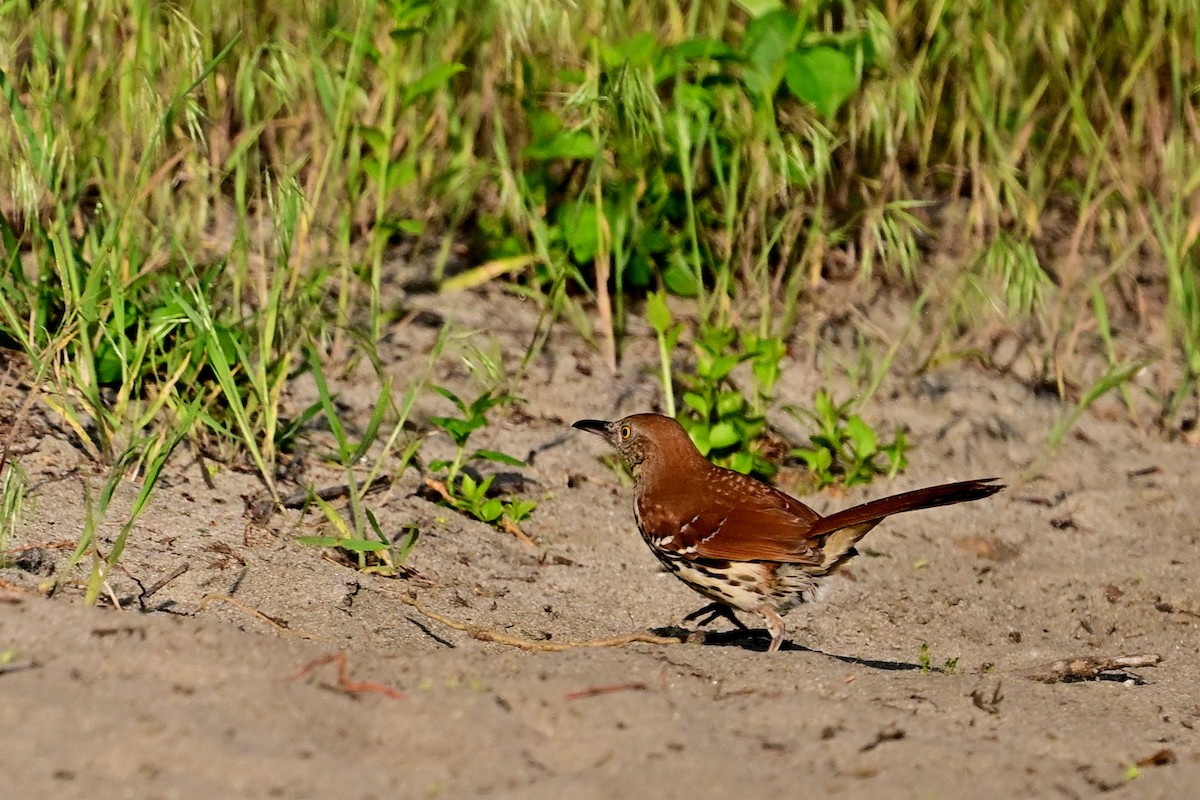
top-left (573, 413), bottom-right (1004, 652)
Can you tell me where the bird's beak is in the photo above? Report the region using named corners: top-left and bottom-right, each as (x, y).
top-left (571, 419), bottom-right (611, 436)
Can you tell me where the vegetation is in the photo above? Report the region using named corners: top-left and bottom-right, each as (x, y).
top-left (788, 390), bottom-right (909, 489)
top-left (1, 1), bottom-right (1197, 582)
top-left (0, 460), bottom-right (26, 568)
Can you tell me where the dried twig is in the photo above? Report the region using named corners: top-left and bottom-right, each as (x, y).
top-left (970, 681), bottom-right (1004, 714)
top-left (195, 594), bottom-right (315, 639)
top-left (1020, 653), bottom-right (1162, 683)
top-left (287, 652), bottom-right (404, 700)
top-left (5, 540), bottom-right (77, 553)
top-left (422, 477), bottom-right (454, 503)
top-left (141, 562), bottom-right (190, 601)
top-left (389, 591), bottom-right (685, 652)
top-left (500, 517), bottom-right (536, 547)
top-left (565, 682), bottom-right (648, 700)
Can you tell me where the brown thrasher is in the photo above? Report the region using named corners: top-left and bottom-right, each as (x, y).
top-left (573, 413), bottom-right (1003, 652)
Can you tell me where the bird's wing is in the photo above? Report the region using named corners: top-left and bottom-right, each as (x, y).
top-left (636, 479), bottom-right (827, 564)
top-left (686, 504), bottom-right (828, 563)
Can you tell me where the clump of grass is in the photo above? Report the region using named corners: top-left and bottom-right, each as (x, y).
top-left (58, 400), bottom-right (200, 605)
top-left (0, 460), bottom-right (26, 568)
top-left (425, 383), bottom-right (537, 533)
top-left (787, 390), bottom-right (910, 490)
top-left (293, 329), bottom-right (447, 575)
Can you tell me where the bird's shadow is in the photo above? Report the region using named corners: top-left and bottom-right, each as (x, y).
top-left (650, 625), bottom-right (930, 672)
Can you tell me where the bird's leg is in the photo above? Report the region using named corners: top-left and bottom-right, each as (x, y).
top-left (759, 605), bottom-right (787, 653)
top-left (682, 602), bottom-right (749, 630)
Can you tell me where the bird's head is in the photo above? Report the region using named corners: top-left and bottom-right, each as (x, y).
top-left (571, 413), bottom-right (701, 478)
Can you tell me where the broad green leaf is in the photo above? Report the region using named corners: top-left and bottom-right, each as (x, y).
top-left (93, 339), bottom-right (123, 385)
top-left (563, 203), bottom-right (600, 263)
top-left (524, 130), bottom-right (598, 161)
top-left (404, 63), bottom-right (465, 106)
top-left (662, 261), bottom-right (700, 296)
top-left (603, 32), bottom-right (657, 67)
top-left (682, 391), bottom-right (710, 417)
top-left (670, 38), bottom-right (739, 63)
top-left (743, 9), bottom-right (802, 95)
top-left (727, 450), bottom-right (755, 474)
top-left (506, 499), bottom-right (537, 522)
top-left (785, 46), bottom-right (859, 117)
top-left (708, 421), bottom-right (741, 449)
top-left (478, 498), bottom-right (504, 522)
top-left (736, 0), bottom-right (784, 16)
top-left (357, 126), bottom-right (388, 155)
top-left (716, 391), bottom-right (745, 416)
top-left (468, 390), bottom-right (503, 416)
top-left (472, 449), bottom-right (525, 466)
top-left (378, 218), bottom-right (425, 237)
top-left (702, 354), bottom-right (742, 381)
top-left (846, 416), bottom-right (877, 460)
top-left (813, 390), bottom-right (835, 422)
top-left (645, 290), bottom-right (673, 334)
top-left (385, 160), bottom-right (416, 192)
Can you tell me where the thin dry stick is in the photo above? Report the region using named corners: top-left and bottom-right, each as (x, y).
top-left (390, 591), bottom-right (685, 652)
top-left (6, 540), bottom-right (77, 553)
top-left (1020, 653), bottom-right (1162, 683)
top-left (141, 562), bottom-right (190, 600)
top-left (565, 682), bottom-right (648, 701)
top-left (286, 652), bottom-right (405, 700)
top-left (196, 594), bottom-right (316, 639)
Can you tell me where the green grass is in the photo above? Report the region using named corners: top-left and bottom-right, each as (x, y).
top-left (1, 0), bottom-right (1197, 591)
top-left (0, 459), bottom-right (26, 568)
top-left (292, 329), bottom-right (444, 575)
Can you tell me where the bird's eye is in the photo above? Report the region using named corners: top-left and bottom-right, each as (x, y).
top-left (620, 425), bottom-right (632, 440)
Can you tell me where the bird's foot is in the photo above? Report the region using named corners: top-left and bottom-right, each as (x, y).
top-left (681, 602), bottom-right (750, 631)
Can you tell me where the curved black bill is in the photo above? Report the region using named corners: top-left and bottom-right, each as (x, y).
top-left (571, 419), bottom-right (610, 435)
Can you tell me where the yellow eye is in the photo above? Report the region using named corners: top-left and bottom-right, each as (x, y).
top-left (620, 425), bottom-right (632, 440)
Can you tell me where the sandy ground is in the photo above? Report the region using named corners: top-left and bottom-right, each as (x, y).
top-left (2, 285), bottom-right (1198, 799)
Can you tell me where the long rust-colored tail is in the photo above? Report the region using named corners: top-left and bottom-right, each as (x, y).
top-left (811, 478), bottom-right (1004, 572)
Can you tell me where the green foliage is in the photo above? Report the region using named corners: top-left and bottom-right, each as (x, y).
top-left (788, 391), bottom-right (909, 489)
top-left (0, 461), bottom-right (26, 569)
top-left (496, 2), bottom-right (870, 358)
top-left (292, 335), bottom-right (440, 575)
top-left (646, 290), bottom-right (684, 416)
top-left (918, 643), bottom-right (960, 675)
top-left (426, 386), bottom-right (536, 531)
top-left (58, 400), bottom-right (201, 604)
top-left (676, 324), bottom-right (787, 478)
top-left (444, 473), bottom-right (503, 525)
top-left (918, 642), bottom-right (932, 673)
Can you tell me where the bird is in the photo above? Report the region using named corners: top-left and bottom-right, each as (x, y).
top-left (572, 413), bottom-right (1004, 652)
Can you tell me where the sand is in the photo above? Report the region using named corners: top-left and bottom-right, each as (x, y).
top-left (2, 286), bottom-right (1197, 799)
